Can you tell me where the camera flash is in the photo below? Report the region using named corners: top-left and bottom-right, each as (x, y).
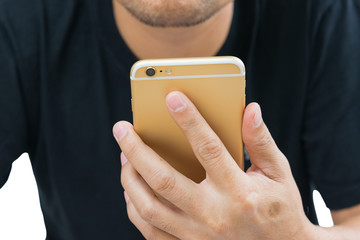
top-left (166, 69), bottom-right (172, 74)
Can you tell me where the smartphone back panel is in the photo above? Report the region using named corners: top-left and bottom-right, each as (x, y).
top-left (131, 57), bottom-right (245, 183)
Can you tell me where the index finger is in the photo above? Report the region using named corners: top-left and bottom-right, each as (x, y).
top-left (165, 91), bottom-right (247, 189)
top-left (113, 121), bottom-right (203, 214)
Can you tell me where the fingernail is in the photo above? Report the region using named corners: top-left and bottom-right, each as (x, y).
top-left (113, 122), bottom-right (128, 141)
top-left (124, 191), bottom-right (130, 203)
top-left (121, 153), bottom-right (128, 166)
top-left (167, 92), bottom-right (186, 112)
top-left (253, 103), bottom-right (263, 128)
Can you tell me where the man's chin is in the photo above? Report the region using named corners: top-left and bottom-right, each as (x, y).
top-left (117, 0), bottom-right (233, 28)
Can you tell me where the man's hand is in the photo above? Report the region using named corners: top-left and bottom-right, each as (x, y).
top-left (113, 91), bottom-right (316, 240)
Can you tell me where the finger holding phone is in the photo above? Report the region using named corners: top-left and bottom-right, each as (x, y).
top-left (113, 57), bottom-right (324, 239)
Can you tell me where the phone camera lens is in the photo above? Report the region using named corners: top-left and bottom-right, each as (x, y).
top-left (146, 67), bottom-right (156, 77)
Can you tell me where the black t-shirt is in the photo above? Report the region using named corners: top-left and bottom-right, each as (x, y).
top-left (1, 0), bottom-right (360, 239)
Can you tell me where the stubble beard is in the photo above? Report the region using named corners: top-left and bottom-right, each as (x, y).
top-left (117, 0), bottom-right (233, 27)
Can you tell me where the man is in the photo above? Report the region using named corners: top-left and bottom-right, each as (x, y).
top-left (0, 0), bottom-right (359, 239)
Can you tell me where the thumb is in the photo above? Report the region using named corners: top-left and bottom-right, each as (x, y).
top-left (242, 103), bottom-right (291, 180)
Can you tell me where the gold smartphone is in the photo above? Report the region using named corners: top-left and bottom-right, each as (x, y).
top-left (130, 56), bottom-right (245, 183)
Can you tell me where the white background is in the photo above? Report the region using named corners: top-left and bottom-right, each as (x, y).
top-left (0, 153), bottom-right (334, 239)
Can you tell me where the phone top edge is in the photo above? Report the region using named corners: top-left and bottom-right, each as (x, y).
top-left (130, 73), bottom-right (245, 81)
top-left (130, 56), bottom-right (245, 79)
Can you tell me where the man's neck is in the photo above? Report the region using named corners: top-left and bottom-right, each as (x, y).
top-left (113, 1), bottom-right (234, 59)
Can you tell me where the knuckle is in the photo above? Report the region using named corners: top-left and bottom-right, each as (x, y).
top-left (241, 191), bottom-right (259, 216)
top-left (254, 131), bottom-right (273, 150)
top-left (180, 114), bottom-right (199, 130)
top-left (243, 193), bottom-right (256, 209)
top-left (124, 140), bottom-right (138, 159)
top-left (212, 221), bottom-right (228, 236)
top-left (197, 138), bottom-right (224, 162)
top-left (197, 208), bottom-right (227, 236)
top-left (203, 216), bottom-right (228, 236)
top-left (150, 170), bottom-right (176, 194)
top-left (139, 202), bottom-right (156, 222)
top-left (158, 220), bottom-right (176, 235)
